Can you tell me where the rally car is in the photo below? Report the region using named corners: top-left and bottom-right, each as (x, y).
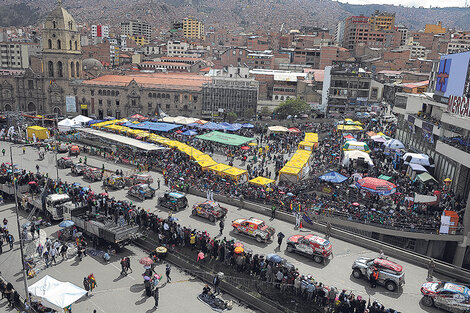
top-left (351, 257), bottom-right (405, 292)
top-left (286, 234), bottom-right (332, 264)
top-left (124, 173), bottom-right (154, 186)
top-left (128, 183), bottom-right (156, 200)
top-left (232, 217), bottom-right (275, 243)
top-left (192, 200), bottom-right (228, 223)
top-left (71, 163), bottom-right (88, 176)
top-left (83, 167), bottom-right (103, 182)
top-left (421, 281), bottom-right (470, 313)
top-left (157, 191), bottom-right (188, 211)
top-left (57, 157), bottom-right (74, 169)
top-left (103, 174), bottom-right (125, 190)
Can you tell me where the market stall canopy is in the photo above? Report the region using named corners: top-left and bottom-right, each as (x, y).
top-left (304, 133), bottom-right (318, 143)
top-left (208, 163), bottom-right (232, 173)
top-left (403, 153), bottom-right (433, 167)
top-left (27, 126), bottom-right (50, 140)
top-left (268, 126), bottom-right (289, 133)
top-left (248, 176), bottom-right (275, 186)
top-left (288, 127), bottom-right (301, 133)
top-left (223, 167), bottom-right (248, 181)
top-left (173, 116), bottom-right (199, 125)
top-left (130, 121), bottom-right (182, 132)
top-left (319, 171), bottom-right (348, 183)
top-left (356, 177), bottom-right (397, 195)
top-left (58, 118), bottom-right (81, 132)
top-left (196, 131), bottom-right (254, 146)
top-left (342, 150), bottom-right (374, 167)
top-left (408, 163), bottom-right (428, 173)
top-left (384, 139), bottom-right (405, 150)
top-left (71, 115), bottom-right (92, 125)
top-left (337, 125), bottom-right (363, 131)
top-left (343, 141), bottom-right (370, 153)
top-left (242, 123), bottom-right (254, 128)
top-left (377, 174), bottom-right (392, 181)
top-left (29, 275), bottom-right (87, 309)
top-left (129, 113), bottom-right (148, 121)
top-left (182, 130), bottom-right (198, 136)
top-left (197, 159), bottom-right (218, 168)
top-left (416, 172), bottom-right (438, 183)
top-left (371, 135), bottom-right (387, 143)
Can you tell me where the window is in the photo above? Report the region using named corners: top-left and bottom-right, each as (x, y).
top-left (28, 80), bottom-right (34, 89)
top-left (148, 102), bottom-right (152, 108)
top-left (148, 92), bottom-right (152, 98)
top-left (98, 99), bottom-right (103, 105)
top-left (193, 96), bottom-right (197, 102)
top-left (48, 39), bottom-right (52, 49)
top-left (98, 90), bottom-right (102, 95)
top-left (69, 40), bottom-right (72, 50)
top-left (76, 62), bottom-right (80, 77)
top-left (74, 41), bottom-right (78, 50)
top-left (116, 100), bottom-right (120, 106)
top-left (166, 104), bottom-right (170, 109)
top-left (48, 61), bottom-right (54, 77)
top-left (131, 99), bottom-right (136, 106)
top-left (57, 61), bottom-right (63, 77)
top-left (371, 88), bottom-right (378, 100)
top-left (57, 40), bottom-right (61, 50)
top-left (111, 90), bottom-right (115, 96)
top-left (115, 91), bottom-right (119, 96)
top-left (157, 93), bottom-right (161, 98)
top-left (52, 21), bottom-right (56, 29)
top-left (91, 90), bottom-right (95, 96)
top-left (107, 99), bottom-right (111, 105)
top-left (70, 62), bottom-right (75, 77)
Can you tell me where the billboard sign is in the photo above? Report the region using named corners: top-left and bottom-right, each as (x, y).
top-left (447, 95), bottom-right (470, 118)
top-left (66, 96), bottom-right (76, 113)
top-left (435, 51), bottom-right (470, 99)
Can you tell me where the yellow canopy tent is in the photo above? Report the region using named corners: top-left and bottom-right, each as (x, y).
top-left (248, 176), bottom-right (275, 186)
top-left (353, 121), bottom-right (363, 125)
top-left (27, 126), bottom-right (50, 140)
top-left (279, 166), bottom-right (302, 182)
top-left (298, 141), bottom-right (315, 151)
top-left (344, 118), bottom-right (353, 122)
top-left (208, 163), bottom-right (232, 174)
top-left (197, 159), bottom-right (218, 169)
top-left (337, 125), bottom-right (363, 131)
top-left (194, 154), bottom-right (213, 162)
top-left (223, 167), bottom-right (248, 182)
top-left (304, 133), bottom-right (318, 142)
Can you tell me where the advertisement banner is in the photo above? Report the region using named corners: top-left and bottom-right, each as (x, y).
top-left (422, 121), bottom-right (434, 144)
top-left (447, 95), bottom-right (470, 118)
top-left (66, 96), bottom-right (76, 113)
top-left (407, 115), bottom-right (415, 133)
top-left (435, 51), bottom-right (470, 98)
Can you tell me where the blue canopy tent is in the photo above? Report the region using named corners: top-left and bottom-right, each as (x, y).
top-left (187, 122), bottom-right (201, 128)
top-left (242, 123), bottom-right (254, 128)
top-left (122, 121), bottom-right (135, 127)
top-left (130, 121), bottom-right (182, 132)
top-left (200, 122), bottom-right (224, 130)
top-left (319, 171), bottom-right (348, 183)
top-left (220, 122), bottom-right (242, 131)
top-left (87, 120), bottom-right (104, 126)
top-left (182, 130), bottom-right (198, 136)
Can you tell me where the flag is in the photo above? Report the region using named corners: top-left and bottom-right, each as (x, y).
top-left (280, 200), bottom-right (285, 207)
top-left (302, 214), bottom-right (313, 225)
top-left (158, 106), bottom-right (168, 118)
top-left (290, 203), bottom-right (293, 211)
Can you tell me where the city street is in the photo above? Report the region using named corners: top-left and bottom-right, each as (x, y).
top-left (0, 142), bottom-right (446, 313)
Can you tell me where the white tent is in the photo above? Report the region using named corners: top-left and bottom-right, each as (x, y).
top-left (58, 118), bottom-right (81, 132)
top-left (342, 150), bottom-right (374, 167)
top-left (160, 116), bottom-right (177, 123)
top-left (72, 115), bottom-right (92, 125)
top-left (267, 126), bottom-right (288, 133)
top-left (384, 139), bottom-right (405, 150)
top-left (173, 116), bottom-right (199, 125)
top-left (403, 152), bottom-right (434, 167)
top-left (29, 275), bottom-right (87, 309)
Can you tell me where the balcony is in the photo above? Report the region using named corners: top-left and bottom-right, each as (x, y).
top-left (436, 140), bottom-right (470, 168)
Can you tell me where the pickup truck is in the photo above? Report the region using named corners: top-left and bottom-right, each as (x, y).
top-left (70, 206), bottom-right (140, 249)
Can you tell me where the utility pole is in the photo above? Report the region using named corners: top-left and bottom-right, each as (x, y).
top-left (10, 146), bottom-right (32, 311)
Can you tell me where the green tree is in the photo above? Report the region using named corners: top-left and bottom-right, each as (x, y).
top-left (260, 106), bottom-right (271, 117)
top-left (245, 108), bottom-right (255, 118)
top-left (226, 112), bottom-right (238, 123)
top-left (274, 98), bottom-right (308, 119)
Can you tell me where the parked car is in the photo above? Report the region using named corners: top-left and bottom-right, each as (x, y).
top-left (69, 145), bottom-right (80, 156)
top-left (351, 257), bottom-right (405, 292)
top-left (421, 281), bottom-right (470, 313)
top-left (232, 217), bottom-right (275, 243)
top-left (103, 174), bottom-right (125, 190)
top-left (192, 200), bottom-right (228, 223)
top-left (57, 157), bottom-right (74, 169)
top-left (71, 163), bottom-right (88, 176)
top-left (124, 173), bottom-right (153, 186)
top-left (157, 191), bottom-right (188, 211)
top-left (286, 234), bottom-right (332, 263)
top-left (128, 183), bottom-right (156, 200)
top-left (83, 167), bottom-right (103, 182)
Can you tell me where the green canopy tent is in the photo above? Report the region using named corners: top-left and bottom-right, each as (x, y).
top-left (196, 131), bottom-right (254, 146)
top-left (377, 174), bottom-right (392, 181)
top-left (416, 172), bottom-right (437, 184)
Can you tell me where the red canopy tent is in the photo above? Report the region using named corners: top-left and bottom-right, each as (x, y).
top-left (130, 114), bottom-right (149, 121)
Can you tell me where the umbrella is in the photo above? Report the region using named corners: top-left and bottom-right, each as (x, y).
top-left (352, 202), bottom-right (360, 206)
top-left (28, 181), bottom-right (37, 185)
top-left (139, 257), bottom-right (154, 266)
top-left (143, 275), bottom-right (151, 281)
top-left (175, 130), bottom-right (183, 134)
top-left (287, 192), bottom-right (294, 196)
top-left (266, 253), bottom-right (283, 263)
top-left (234, 247), bottom-right (244, 254)
top-left (233, 242), bottom-right (244, 248)
top-left (248, 142), bottom-right (257, 146)
top-left (356, 177), bottom-right (397, 196)
top-left (288, 127), bottom-right (301, 133)
top-left (59, 220), bottom-right (74, 228)
top-left (240, 146), bottom-right (250, 150)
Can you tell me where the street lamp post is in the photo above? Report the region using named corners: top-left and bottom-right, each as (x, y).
top-left (9, 146), bottom-right (32, 310)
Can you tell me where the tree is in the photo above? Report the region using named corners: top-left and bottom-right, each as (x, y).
top-left (226, 112), bottom-right (238, 123)
top-left (245, 108), bottom-right (255, 118)
top-left (274, 98), bottom-right (308, 119)
top-left (260, 106), bottom-right (271, 117)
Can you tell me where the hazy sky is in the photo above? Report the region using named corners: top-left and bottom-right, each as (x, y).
top-left (337, 0), bottom-right (466, 7)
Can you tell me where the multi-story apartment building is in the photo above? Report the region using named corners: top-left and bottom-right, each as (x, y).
top-left (91, 24), bottom-right (109, 40)
top-left (182, 17), bottom-right (205, 40)
top-left (369, 11), bottom-right (395, 31)
top-left (447, 33), bottom-right (470, 54)
top-left (396, 24), bottom-right (409, 46)
top-left (0, 42), bottom-right (40, 69)
top-left (121, 21), bottom-right (151, 39)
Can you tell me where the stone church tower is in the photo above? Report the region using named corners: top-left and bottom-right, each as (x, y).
top-left (41, 0), bottom-right (82, 80)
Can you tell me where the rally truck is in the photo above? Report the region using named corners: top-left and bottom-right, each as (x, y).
top-left (421, 281), bottom-right (470, 313)
top-left (286, 234), bottom-right (333, 263)
top-left (57, 157), bottom-right (74, 169)
top-left (232, 217), bottom-right (275, 243)
top-left (351, 257), bottom-right (405, 292)
top-left (157, 191), bottom-right (188, 211)
top-left (128, 183), bottom-right (156, 200)
top-left (191, 200), bottom-right (228, 223)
